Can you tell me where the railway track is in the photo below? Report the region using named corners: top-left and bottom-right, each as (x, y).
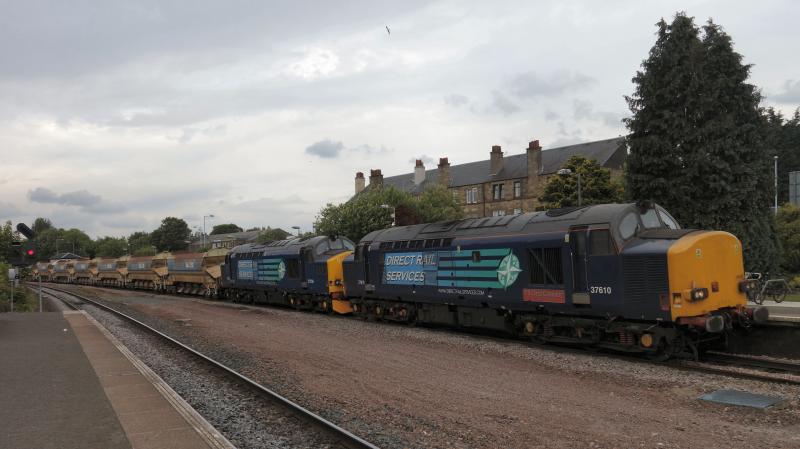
top-left (45, 283), bottom-right (800, 388)
top-left (41, 285), bottom-right (381, 449)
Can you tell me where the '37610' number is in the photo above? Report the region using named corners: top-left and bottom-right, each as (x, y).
top-left (590, 286), bottom-right (612, 294)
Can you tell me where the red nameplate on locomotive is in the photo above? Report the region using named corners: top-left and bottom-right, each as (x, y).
top-left (523, 288), bottom-right (565, 303)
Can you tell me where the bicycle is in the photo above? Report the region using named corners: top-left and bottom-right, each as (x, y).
top-left (744, 272), bottom-right (789, 305)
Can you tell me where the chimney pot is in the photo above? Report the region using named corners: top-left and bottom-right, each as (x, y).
top-left (490, 144), bottom-right (504, 175)
top-left (437, 157), bottom-right (451, 187)
top-left (414, 159), bottom-right (426, 185)
top-left (354, 171), bottom-right (366, 194)
top-left (528, 140), bottom-right (541, 150)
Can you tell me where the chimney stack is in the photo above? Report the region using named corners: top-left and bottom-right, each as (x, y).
top-left (355, 172), bottom-right (365, 194)
top-left (437, 157), bottom-right (451, 187)
top-left (369, 169), bottom-right (384, 189)
top-left (490, 145), bottom-right (503, 176)
top-left (414, 159), bottom-right (426, 186)
top-left (526, 139), bottom-right (542, 196)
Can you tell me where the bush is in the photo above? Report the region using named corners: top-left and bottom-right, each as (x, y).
top-left (0, 262), bottom-right (39, 312)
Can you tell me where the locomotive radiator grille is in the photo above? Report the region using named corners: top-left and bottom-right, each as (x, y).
top-left (622, 255), bottom-right (669, 305)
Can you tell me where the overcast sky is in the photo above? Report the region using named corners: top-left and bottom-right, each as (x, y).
top-left (2, 0), bottom-right (799, 238)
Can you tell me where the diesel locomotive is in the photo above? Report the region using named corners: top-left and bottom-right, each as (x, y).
top-left (34, 202), bottom-right (767, 359)
top-left (338, 202), bottom-right (767, 358)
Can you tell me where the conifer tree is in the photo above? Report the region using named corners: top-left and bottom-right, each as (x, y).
top-left (625, 13), bottom-right (778, 271)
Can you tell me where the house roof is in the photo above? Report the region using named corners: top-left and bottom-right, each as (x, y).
top-left (205, 229), bottom-right (262, 243)
top-left (379, 137), bottom-right (625, 193)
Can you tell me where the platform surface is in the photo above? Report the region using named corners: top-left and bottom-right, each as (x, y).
top-left (0, 312), bottom-right (131, 449)
top-left (0, 312), bottom-right (229, 449)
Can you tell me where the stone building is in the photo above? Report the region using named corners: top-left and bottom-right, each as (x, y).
top-left (354, 137), bottom-right (626, 218)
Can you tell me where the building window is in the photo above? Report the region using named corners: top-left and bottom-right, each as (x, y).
top-left (514, 180), bottom-right (522, 198)
top-left (513, 208), bottom-right (522, 215)
top-left (492, 184), bottom-right (504, 200)
top-left (452, 190), bottom-right (459, 203)
top-left (492, 210), bottom-right (506, 217)
top-left (466, 187), bottom-right (479, 204)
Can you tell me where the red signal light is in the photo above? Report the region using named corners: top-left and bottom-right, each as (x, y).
top-left (26, 249), bottom-right (35, 256)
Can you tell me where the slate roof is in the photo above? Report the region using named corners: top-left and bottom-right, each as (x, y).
top-left (206, 229), bottom-right (262, 243)
top-left (380, 137), bottom-right (625, 193)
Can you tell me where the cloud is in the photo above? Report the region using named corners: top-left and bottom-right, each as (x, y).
top-left (305, 139), bottom-right (345, 158)
top-left (285, 47), bottom-right (340, 81)
top-left (27, 187), bottom-right (126, 214)
top-left (572, 99), bottom-right (622, 127)
top-left (444, 93), bottom-right (469, 107)
top-left (408, 155), bottom-right (436, 166)
top-left (772, 79), bottom-right (800, 103)
top-left (349, 144), bottom-right (391, 155)
top-left (491, 91), bottom-right (520, 116)
top-left (507, 70), bottom-right (595, 99)
top-left (0, 201), bottom-right (22, 218)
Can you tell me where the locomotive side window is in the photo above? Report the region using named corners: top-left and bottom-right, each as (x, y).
top-left (589, 229), bottom-right (615, 255)
top-left (529, 247), bottom-right (564, 285)
top-left (619, 212), bottom-right (638, 240)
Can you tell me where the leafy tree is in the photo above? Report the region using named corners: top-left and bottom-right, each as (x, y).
top-left (132, 246), bottom-right (157, 256)
top-left (0, 221), bottom-right (18, 263)
top-left (32, 217), bottom-right (53, 235)
top-left (150, 217), bottom-right (191, 252)
top-left (94, 236), bottom-right (128, 257)
top-left (210, 223), bottom-right (243, 235)
top-left (776, 204), bottom-right (800, 273)
top-left (625, 13), bottom-right (777, 271)
top-left (257, 227), bottom-right (291, 243)
top-left (415, 184), bottom-right (464, 223)
top-left (35, 227), bottom-right (94, 258)
top-left (764, 108), bottom-right (800, 205)
top-left (540, 156), bottom-right (624, 208)
top-left (314, 184), bottom-right (462, 242)
top-left (127, 231), bottom-right (153, 254)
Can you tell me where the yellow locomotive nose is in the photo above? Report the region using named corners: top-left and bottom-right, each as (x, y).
top-left (667, 231), bottom-right (747, 322)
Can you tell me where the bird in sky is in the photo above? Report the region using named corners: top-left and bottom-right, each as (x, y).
top-left (386, 25), bottom-right (391, 36)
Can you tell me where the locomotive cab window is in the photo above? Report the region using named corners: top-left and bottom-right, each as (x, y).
top-left (657, 207), bottom-right (680, 229)
top-left (619, 212), bottom-right (638, 240)
top-left (640, 208), bottom-right (661, 229)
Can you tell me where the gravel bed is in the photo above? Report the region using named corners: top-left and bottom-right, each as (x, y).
top-left (61, 284), bottom-right (800, 448)
top-left (73, 296), bottom-right (350, 449)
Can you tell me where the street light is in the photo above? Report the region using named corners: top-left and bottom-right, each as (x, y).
top-left (203, 214), bottom-right (215, 248)
top-left (557, 168), bottom-right (582, 206)
top-left (774, 155), bottom-right (779, 216)
top-left (380, 204), bottom-right (396, 226)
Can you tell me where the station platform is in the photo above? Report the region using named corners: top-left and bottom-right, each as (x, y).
top-left (760, 300), bottom-right (800, 325)
top-left (0, 311), bottom-right (233, 449)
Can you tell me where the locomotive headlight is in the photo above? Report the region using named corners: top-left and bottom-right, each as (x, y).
top-left (738, 280), bottom-right (758, 293)
top-left (691, 287), bottom-right (709, 301)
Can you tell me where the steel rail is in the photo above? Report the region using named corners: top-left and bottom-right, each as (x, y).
top-left (700, 352), bottom-right (800, 377)
top-left (42, 286), bottom-right (380, 449)
top-left (44, 284), bottom-right (800, 388)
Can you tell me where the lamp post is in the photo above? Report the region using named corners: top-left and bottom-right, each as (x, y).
top-left (557, 168), bottom-right (582, 206)
top-left (380, 204), bottom-right (396, 226)
top-left (203, 214), bottom-right (215, 248)
top-left (774, 155), bottom-right (779, 216)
